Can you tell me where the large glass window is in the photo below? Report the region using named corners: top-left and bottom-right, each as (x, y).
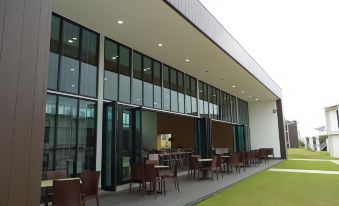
top-left (47, 15), bottom-right (98, 98)
top-left (59, 56), bottom-right (79, 94)
top-left (43, 94), bottom-right (97, 177)
top-left (185, 75), bottom-right (192, 115)
top-left (191, 77), bottom-right (197, 116)
top-left (231, 95), bottom-right (238, 123)
top-left (153, 61), bottom-right (162, 109)
top-left (178, 72), bottom-right (184, 113)
top-left (56, 96), bottom-right (78, 173)
top-left (143, 56), bottom-right (153, 108)
top-left (132, 52), bottom-right (142, 105)
top-left (170, 68), bottom-right (178, 112)
top-left (163, 65), bottom-right (170, 111)
top-left (62, 21), bottom-right (80, 59)
top-left (104, 39), bottom-right (118, 101)
top-left (77, 100), bottom-right (96, 173)
top-left (118, 46), bottom-right (131, 103)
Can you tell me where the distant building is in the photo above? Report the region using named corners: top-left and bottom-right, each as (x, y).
top-left (305, 136), bottom-right (320, 151)
top-left (325, 105), bottom-right (339, 157)
top-left (285, 120), bottom-right (299, 148)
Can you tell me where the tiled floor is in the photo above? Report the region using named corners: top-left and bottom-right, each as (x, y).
top-left (86, 160), bottom-right (282, 206)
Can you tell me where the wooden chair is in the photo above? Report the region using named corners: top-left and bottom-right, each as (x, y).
top-left (144, 164), bottom-right (167, 199)
top-left (129, 163), bottom-right (145, 195)
top-left (81, 170), bottom-right (100, 206)
top-left (238, 152), bottom-right (246, 172)
top-left (228, 154), bottom-right (241, 173)
top-left (145, 160), bottom-right (159, 165)
top-left (211, 156), bottom-right (223, 180)
top-left (45, 170), bottom-right (67, 205)
top-left (267, 148), bottom-right (274, 159)
top-left (53, 179), bottom-right (82, 206)
top-left (162, 160), bottom-right (180, 192)
top-left (259, 148), bottom-right (269, 163)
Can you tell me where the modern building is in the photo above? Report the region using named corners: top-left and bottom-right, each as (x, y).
top-left (0, 0), bottom-right (286, 205)
top-left (285, 120), bottom-right (299, 148)
top-left (325, 105), bottom-right (339, 157)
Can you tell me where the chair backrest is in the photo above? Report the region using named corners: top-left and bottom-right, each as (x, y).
top-left (53, 179), bottom-right (81, 206)
top-left (229, 154), bottom-right (239, 164)
top-left (266, 148), bottom-right (274, 155)
top-left (144, 164), bottom-right (157, 182)
top-left (131, 163), bottom-right (144, 182)
top-left (47, 170), bottom-right (67, 180)
top-left (81, 170), bottom-right (100, 196)
top-left (258, 148), bottom-right (267, 157)
top-left (145, 160), bottom-right (159, 165)
top-left (149, 154), bottom-right (159, 161)
top-left (211, 156), bottom-right (218, 170)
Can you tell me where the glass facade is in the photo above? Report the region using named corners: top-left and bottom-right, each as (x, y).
top-left (43, 94), bottom-right (96, 177)
top-left (45, 13), bottom-right (251, 181)
top-left (47, 15), bottom-right (98, 98)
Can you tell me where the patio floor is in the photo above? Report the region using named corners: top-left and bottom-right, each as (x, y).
top-left (86, 159), bottom-right (282, 206)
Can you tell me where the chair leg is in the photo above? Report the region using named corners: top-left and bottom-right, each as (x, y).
top-left (176, 177), bottom-right (180, 192)
top-left (173, 178), bottom-right (177, 190)
top-left (129, 182), bottom-right (132, 193)
top-left (96, 196), bottom-right (99, 206)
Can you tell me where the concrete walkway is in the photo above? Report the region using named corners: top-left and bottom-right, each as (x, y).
top-left (268, 168), bottom-right (339, 175)
top-left (86, 160), bottom-right (282, 206)
top-left (288, 158), bottom-right (339, 165)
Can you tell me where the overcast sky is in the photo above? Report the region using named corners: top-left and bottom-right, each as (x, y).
top-left (200, 0), bottom-right (339, 137)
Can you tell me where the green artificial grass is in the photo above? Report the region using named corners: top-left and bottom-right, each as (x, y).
top-left (288, 148), bottom-right (337, 160)
top-left (196, 170), bottom-right (339, 206)
top-left (273, 160), bottom-right (339, 171)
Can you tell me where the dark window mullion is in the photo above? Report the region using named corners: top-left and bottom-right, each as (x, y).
top-left (77, 27), bottom-right (83, 95)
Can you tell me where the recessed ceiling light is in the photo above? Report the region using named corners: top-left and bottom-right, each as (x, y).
top-left (249, 95), bottom-right (252, 98)
top-left (255, 98), bottom-right (259, 101)
top-left (137, 98), bottom-right (141, 101)
top-left (241, 91), bottom-right (245, 94)
top-left (232, 85), bottom-right (236, 88)
top-left (213, 94), bottom-right (216, 97)
top-left (70, 68), bottom-right (75, 71)
top-left (154, 102), bottom-right (157, 105)
top-left (71, 84), bottom-right (75, 87)
top-left (199, 90), bottom-right (203, 93)
top-left (68, 40), bottom-right (73, 43)
top-left (117, 20), bottom-right (124, 24)
top-left (104, 77), bottom-right (108, 81)
top-left (158, 43), bottom-right (163, 47)
top-left (185, 59), bottom-right (190, 62)
top-left (72, 37), bottom-right (77, 40)
top-left (112, 57), bottom-right (116, 60)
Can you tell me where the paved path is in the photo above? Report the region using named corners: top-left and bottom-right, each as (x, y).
top-left (268, 168), bottom-right (339, 174)
top-left (288, 158), bottom-right (339, 165)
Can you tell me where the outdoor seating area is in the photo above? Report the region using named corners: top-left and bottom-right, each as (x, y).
top-left (41, 170), bottom-right (101, 206)
top-left (86, 159), bottom-right (281, 206)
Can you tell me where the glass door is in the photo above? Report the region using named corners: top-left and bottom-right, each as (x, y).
top-left (101, 102), bottom-right (141, 191)
top-left (195, 117), bottom-right (212, 158)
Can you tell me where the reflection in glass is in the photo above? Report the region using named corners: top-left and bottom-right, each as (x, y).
top-left (77, 100), bottom-right (96, 174)
top-left (80, 63), bottom-right (97, 97)
top-left (104, 70), bottom-right (118, 101)
top-left (56, 96), bottom-right (78, 174)
top-left (132, 79), bottom-right (142, 106)
top-left (48, 52), bottom-right (59, 90)
top-left (171, 90), bottom-right (178, 112)
top-left (62, 21), bottom-right (80, 59)
top-left (163, 88), bottom-right (170, 111)
top-left (50, 16), bottom-right (60, 53)
top-left (154, 85), bottom-right (161, 109)
top-left (82, 29), bottom-right (98, 65)
top-left (59, 56), bottom-right (79, 94)
top-left (119, 74), bottom-right (130, 103)
top-left (43, 94), bottom-right (57, 172)
top-left (104, 40), bottom-right (118, 72)
top-left (178, 93), bottom-right (184, 113)
top-left (143, 82), bottom-right (153, 108)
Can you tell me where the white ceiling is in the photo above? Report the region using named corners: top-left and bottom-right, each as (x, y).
top-left (53, 0), bottom-right (278, 102)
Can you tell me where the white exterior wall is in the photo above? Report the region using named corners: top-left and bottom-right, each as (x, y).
top-left (249, 100), bottom-right (281, 158)
top-left (325, 107), bottom-right (339, 157)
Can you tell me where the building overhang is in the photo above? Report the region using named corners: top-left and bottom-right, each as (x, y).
top-left (53, 0), bottom-right (281, 102)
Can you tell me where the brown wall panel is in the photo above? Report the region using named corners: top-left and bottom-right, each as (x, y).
top-left (0, 0), bottom-right (26, 204)
top-left (0, 0), bottom-right (52, 205)
top-left (211, 121), bottom-right (234, 153)
top-left (0, 0), bottom-right (6, 50)
top-left (26, 0), bottom-right (52, 204)
top-left (157, 113), bottom-right (195, 149)
top-left (277, 100), bottom-right (287, 159)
